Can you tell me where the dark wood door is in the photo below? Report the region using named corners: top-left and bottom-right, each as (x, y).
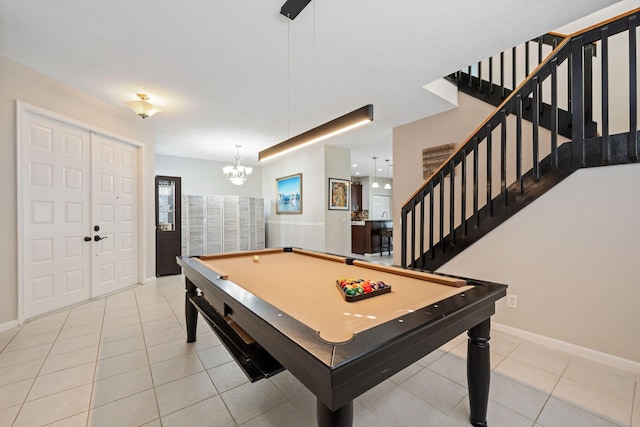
top-left (351, 183), bottom-right (362, 211)
top-left (155, 175), bottom-right (182, 276)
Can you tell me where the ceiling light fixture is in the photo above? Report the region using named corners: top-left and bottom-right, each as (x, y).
top-left (125, 93), bottom-right (162, 119)
top-left (371, 157), bottom-right (380, 189)
top-left (384, 160), bottom-right (392, 189)
top-left (259, 104), bottom-right (374, 162)
top-left (280, 0), bottom-right (312, 20)
top-left (223, 145), bottom-right (252, 185)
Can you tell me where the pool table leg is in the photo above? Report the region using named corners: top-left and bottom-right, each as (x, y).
top-left (317, 400), bottom-right (353, 427)
top-left (467, 318), bottom-right (491, 427)
top-left (185, 278), bottom-right (198, 343)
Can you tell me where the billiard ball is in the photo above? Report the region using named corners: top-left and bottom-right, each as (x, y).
top-left (252, 255), bottom-right (259, 262)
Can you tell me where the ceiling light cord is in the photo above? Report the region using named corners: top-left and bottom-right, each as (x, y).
top-left (313, 0), bottom-right (316, 97)
top-left (371, 157), bottom-right (380, 188)
top-left (384, 159), bottom-right (392, 190)
top-left (287, 18), bottom-right (291, 138)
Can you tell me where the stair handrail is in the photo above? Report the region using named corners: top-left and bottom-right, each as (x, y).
top-left (404, 38), bottom-right (571, 206)
top-left (401, 8), bottom-right (640, 269)
top-left (401, 36), bottom-right (569, 268)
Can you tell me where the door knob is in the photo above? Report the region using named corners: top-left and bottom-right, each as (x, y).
top-left (84, 236), bottom-right (92, 242)
top-left (94, 235), bottom-right (108, 242)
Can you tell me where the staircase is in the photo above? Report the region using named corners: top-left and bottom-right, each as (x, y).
top-left (447, 33), bottom-right (597, 140)
top-left (401, 9), bottom-right (640, 271)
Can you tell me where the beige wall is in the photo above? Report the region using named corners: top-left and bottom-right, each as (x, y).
top-left (260, 144), bottom-right (352, 255)
top-left (0, 56), bottom-right (155, 326)
top-left (440, 163), bottom-right (640, 363)
top-left (392, 92), bottom-right (640, 363)
top-left (392, 93), bottom-right (494, 239)
top-left (324, 146), bottom-right (352, 256)
top-left (261, 144), bottom-right (326, 251)
top-left (155, 154), bottom-right (263, 197)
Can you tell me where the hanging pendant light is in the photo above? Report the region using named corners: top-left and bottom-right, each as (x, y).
top-left (371, 157), bottom-right (380, 188)
top-left (222, 145), bottom-right (252, 185)
top-left (384, 159), bottom-right (392, 189)
top-left (258, 7), bottom-right (373, 163)
top-left (259, 105), bottom-right (373, 162)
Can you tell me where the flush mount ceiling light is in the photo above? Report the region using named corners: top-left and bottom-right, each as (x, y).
top-left (259, 104), bottom-right (374, 162)
top-left (280, 0), bottom-right (312, 20)
top-left (371, 157), bottom-right (380, 189)
top-left (125, 93), bottom-right (162, 119)
top-left (223, 145), bottom-right (253, 185)
top-left (384, 160), bottom-right (392, 190)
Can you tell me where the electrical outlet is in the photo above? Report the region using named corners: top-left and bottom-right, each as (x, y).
top-left (507, 294), bottom-right (518, 308)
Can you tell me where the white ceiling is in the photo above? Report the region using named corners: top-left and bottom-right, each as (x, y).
top-left (0, 0), bottom-right (620, 178)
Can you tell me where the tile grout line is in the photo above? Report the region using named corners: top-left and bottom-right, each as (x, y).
top-left (157, 275), bottom-right (204, 423)
top-left (84, 295), bottom-right (109, 427)
top-left (5, 275), bottom-right (636, 427)
top-left (9, 307), bottom-right (79, 427)
top-left (529, 353), bottom-right (573, 426)
top-left (632, 383), bottom-right (638, 427)
top-left (137, 279), bottom-right (173, 426)
top-left (267, 377), bottom-right (312, 426)
top-left (158, 274), bottom-right (241, 426)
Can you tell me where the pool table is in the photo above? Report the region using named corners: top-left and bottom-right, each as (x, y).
top-left (177, 248), bottom-right (507, 427)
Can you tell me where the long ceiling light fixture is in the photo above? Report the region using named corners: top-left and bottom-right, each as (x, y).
top-left (259, 104), bottom-right (374, 162)
top-left (280, 0), bottom-right (312, 20)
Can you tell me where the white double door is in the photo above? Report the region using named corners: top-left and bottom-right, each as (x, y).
top-left (20, 110), bottom-right (139, 320)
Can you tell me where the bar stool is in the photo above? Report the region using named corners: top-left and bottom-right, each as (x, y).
top-left (380, 228), bottom-right (393, 255)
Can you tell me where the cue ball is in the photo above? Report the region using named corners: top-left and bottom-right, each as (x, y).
top-left (252, 255), bottom-right (259, 262)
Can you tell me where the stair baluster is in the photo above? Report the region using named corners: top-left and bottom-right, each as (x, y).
top-left (401, 10), bottom-right (640, 271)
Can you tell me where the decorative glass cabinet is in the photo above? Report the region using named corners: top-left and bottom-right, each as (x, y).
top-left (155, 176), bottom-right (182, 276)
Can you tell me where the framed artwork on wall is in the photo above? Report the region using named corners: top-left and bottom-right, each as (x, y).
top-left (276, 173), bottom-right (302, 214)
top-left (328, 178), bottom-right (350, 211)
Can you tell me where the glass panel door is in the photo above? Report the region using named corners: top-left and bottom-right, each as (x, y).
top-left (155, 175), bottom-right (182, 276)
top-left (158, 179), bottom-right (176, 231)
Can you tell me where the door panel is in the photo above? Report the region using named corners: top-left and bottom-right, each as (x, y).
top-left (21, 109), bottom-right (142, 319)
top-left (155, 176), bottom-right (182, 276)
top-left (91, 134), bottom-right (139, 297)
top-left (21, 113), bottom-right (92, 318)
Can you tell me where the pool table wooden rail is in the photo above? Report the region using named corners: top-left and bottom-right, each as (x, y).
top-left (177, 248), bottom-right (507, 426)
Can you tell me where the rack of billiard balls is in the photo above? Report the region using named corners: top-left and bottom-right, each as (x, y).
top-left (336, 278), bottom-right (391, 302)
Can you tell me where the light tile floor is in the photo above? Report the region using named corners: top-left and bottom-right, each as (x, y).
top-left (0, 273), bottom-right (638, 427)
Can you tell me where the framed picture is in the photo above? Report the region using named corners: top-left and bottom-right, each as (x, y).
top-left (276, 173), bottom-right (302, 214)
top-left (328, 178), bottom-right (350, 210)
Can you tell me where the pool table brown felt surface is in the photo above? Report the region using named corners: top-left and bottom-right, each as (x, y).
top-left (195, 248), bottom-right (472, 344)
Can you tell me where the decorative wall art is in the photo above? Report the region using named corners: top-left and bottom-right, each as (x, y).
top-left (276, 173), bottom-right (302, 214)
top-left (328, 178), bottom-right (350, 210)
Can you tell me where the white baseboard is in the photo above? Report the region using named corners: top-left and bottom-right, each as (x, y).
top-left (493, 322), bottom-right (640, 375)
top-left (0, 320), bottom-right (18, 333)
top-left (142, 277), bottom-right (157, 285)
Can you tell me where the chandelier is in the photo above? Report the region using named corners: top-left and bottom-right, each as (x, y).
top-left (222, 145), bottom-right (252, 185)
